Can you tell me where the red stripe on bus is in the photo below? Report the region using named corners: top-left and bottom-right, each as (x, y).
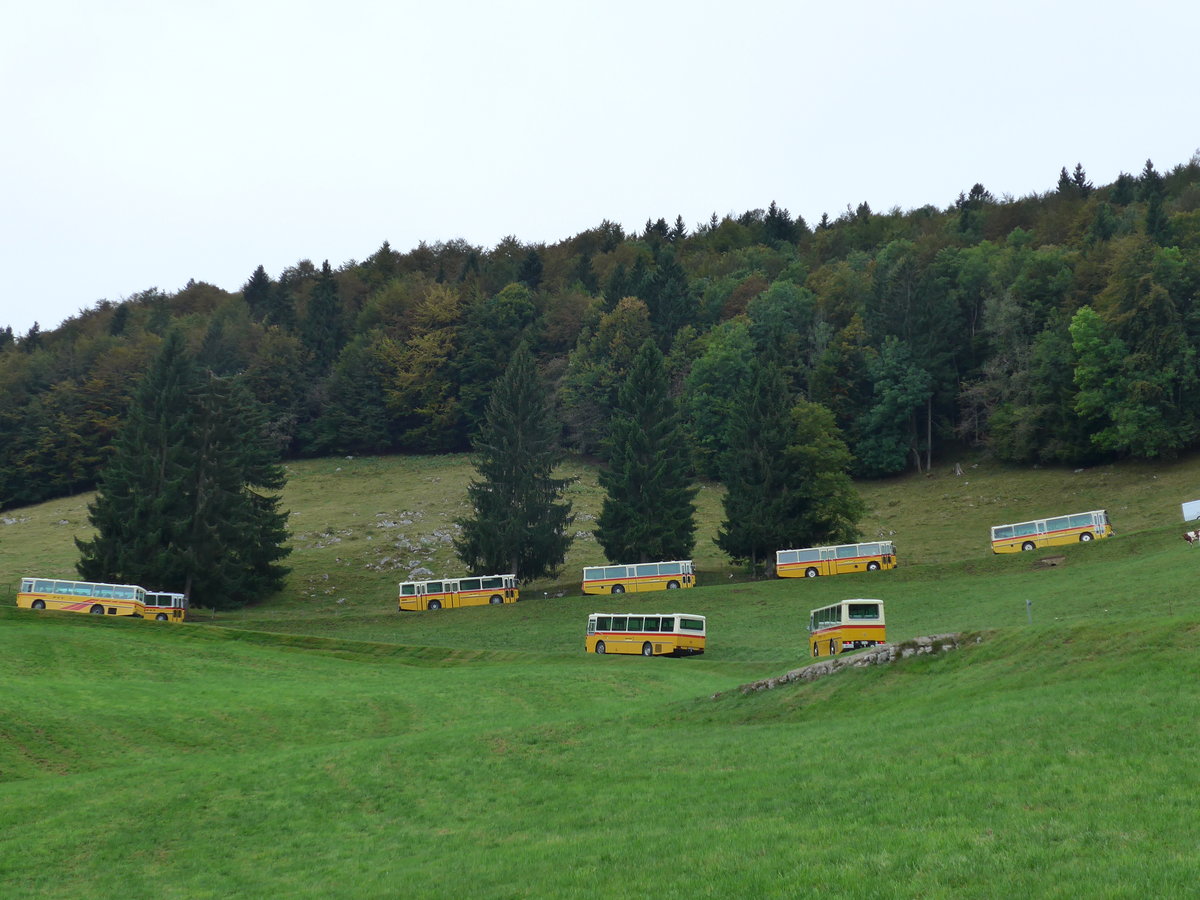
top-left (810, 624), bottom-right (885, 636)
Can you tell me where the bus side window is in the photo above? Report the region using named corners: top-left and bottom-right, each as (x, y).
top-left (643, 617), bottom-right (659, 632)
top-left (596, 616), bottom-right (611, 630)
top-left (611, 618), bottom-right (627, 631)
top-left (659, 617), bottom-right (673, 631)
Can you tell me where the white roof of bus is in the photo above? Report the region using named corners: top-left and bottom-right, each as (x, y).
top-left (589, 612), bottom-right (705, 619)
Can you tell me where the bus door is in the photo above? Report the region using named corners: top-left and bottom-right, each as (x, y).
top-left (820, 547), bottom-right (836, 575)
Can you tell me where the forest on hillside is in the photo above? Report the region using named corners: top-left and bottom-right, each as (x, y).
top-left (3, 156), bottom-right (1200, 511)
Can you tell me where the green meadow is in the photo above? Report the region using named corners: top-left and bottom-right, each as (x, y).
top-left (2, 453), bottom-right (1199, 897)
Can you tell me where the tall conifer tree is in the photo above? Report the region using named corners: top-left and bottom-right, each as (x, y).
top-left (594, 339), bottom-right (697, 563)
top-left (454, 343), bottom-right (574, 580)
top-left (77, 332), bottom-right (290, 609)
top-left (717, 362), bottom-right (863, 573)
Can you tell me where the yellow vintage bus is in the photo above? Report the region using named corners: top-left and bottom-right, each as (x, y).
top-left (585, 612), bottom-right (706, 656)
top-left (142, 591), bottom-right (188, 622)
top-left (990, 509), bottom-right (1112, 553)
top-left (17, 577), bottom-right (147, 618)
top-left (398, 573), bottom-right (518, 611)
top-left (776, 541), bottom-right (896, 578)
top-left (809, 599), bottom-right (886, 658)
top-left (581, 560), bottom-right (694, 595)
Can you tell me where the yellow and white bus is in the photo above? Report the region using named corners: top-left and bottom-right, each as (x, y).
top-left (990, 509), bottom-right (1112, 553)
top-left (585, 612), bottom-right (706, 656)
top-left (17, 577), bottom-right (147, 618)
top-left (142, 591), bottom-right (188, 622)
top-left (776, 541), bottom-right (896, 578)
top-left (398, 574), bottom-right (518, 611)
top-left (581, 560), bottom-right (694, 595)
top-left (809, 599), bottom-right (886, 657)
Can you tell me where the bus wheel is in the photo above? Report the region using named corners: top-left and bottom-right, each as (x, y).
top-left (90, 605), bottom-right (104, 615)
top-left (595, 641), bottom-right (606, 654)
top-left (1079, 532), bottom-right (1093, 542)
top-left (1021, 541), bottom-right (1035, 551)
top-left (32, 600), bottom-right (45, 610)
top-left (867, 561), bottom-right (880, 571)
top-left (428, 600), bottom-right (442, 611)
top-left (666, 581), bottom-right (680, 589)
top-left (489, 594), bottom-right (503, 604)
top-left (156, 613), bottom-right (168, 621)
top-left (611, 585), bottom-right (625, 594)
top-left (642, 642), bottom-right (654, 657)
top-left (805, 568), bottom-right (819, 578)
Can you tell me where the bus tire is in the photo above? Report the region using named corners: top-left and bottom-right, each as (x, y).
top-left (32, 600), bottom-right (45, 610)
top-left (666, 580), bottom-right (680, 589)
top-left (595, 641), bottom-right (606, 654)
top-left (867, 561), bottom-right (880, 571)
top-left (805, 568), bottom-right (819, 578)
top-left (1021, 541), bottom-right (1035, 551)
top-left (1079, 532), bottom-right (1093, 542)
top-left (427, 600), bottom-right (442, 611)
top-left (489, 594), bottom-right (503, 604)
top-left (90, 604), bottom-right (104, 615)
top-left (611, 585), bottom-right (625, 594)
top-left (156, 613), bottom-right (168, 621)
top-left (642, 642), bottom-right (654, 657)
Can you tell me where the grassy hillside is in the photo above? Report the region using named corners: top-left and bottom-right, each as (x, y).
top-left (3, 449), bottom-right (1198, 612)
top-left (2, 453), bottom-right (1200, 896)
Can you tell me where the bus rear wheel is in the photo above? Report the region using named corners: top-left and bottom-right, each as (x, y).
top-left (32, 600), bottom-right (45, 610)
top-left (1021, 541), bottom-right (1035, 551)
top-left (90, 605), bottom-right (104, 615)
top-left (427, 600), bottom-right (442, 611)
top-left (805, 568), bottom-right (819, 578)
top-left (595, 641), bottom-right (606, 654)
top-left (489, 594), bottom-right (503, 604)
top-left (611, 585), bottom-right (625, 594)
top-left (642, 642), bottom-right (653, 657)
top-left (1079, 532), bottom-right (1093, 542)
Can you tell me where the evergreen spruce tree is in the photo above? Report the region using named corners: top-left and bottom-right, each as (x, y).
top-left (716, 362), bottom-right (863, 574)
top-left (454, 343), bottom-right (574, 580)
top-left (76, 332), bottom-right (291, 609)
top-left (242, 264), bottom-right (272, 320)
top-left (594, 340), bottom-right (698, 563)
top-left (301, 260), bottom-right (343, 372)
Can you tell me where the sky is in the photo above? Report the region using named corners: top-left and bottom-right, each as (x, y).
top-left (2, 0), bottom-right (1197, 338)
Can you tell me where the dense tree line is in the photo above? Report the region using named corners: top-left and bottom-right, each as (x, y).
top-left (5, 155), bottom-right (1200, 521)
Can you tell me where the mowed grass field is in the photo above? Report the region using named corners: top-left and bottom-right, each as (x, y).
top-left (2, 453), bottom-right (1200, 897)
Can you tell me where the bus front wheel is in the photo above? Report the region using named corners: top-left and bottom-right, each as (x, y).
top-left (805, 568), bottom-right (819, 578)
top-left (666, 581), bottom-right (680, 589)
top-left (867, 561), bottom-right (880, 571)
top-left (32, 599), bottom-right (45, 610)
top-left (90, 605), bottom-right (104, 615)
top-left (427, 600), bottom-right (442, 611)
top-left (1021, 541), bottom-right (1036, 551)
top-left (611, 585), bottom-right (625, 594)
top-left (642, 642), bottom-right (653, 657)
top-left (156, 613), bottom-right (168, 621)
top-left (489, 594), bottom-right (503, 604)
top-left (1079, 532), bottom-right (1093, 542)
top-left (595, 641), bottom-right (606, 654)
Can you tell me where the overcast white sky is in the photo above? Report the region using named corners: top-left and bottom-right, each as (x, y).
top-left (2, 0), bottom-right (1197, 338)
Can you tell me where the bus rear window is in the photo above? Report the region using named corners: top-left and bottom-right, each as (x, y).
top-left (848, 603), bottom-right (880, 619)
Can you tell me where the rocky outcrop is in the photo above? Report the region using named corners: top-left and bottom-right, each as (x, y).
top-left (715, 633), bottom-right (979, 698)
